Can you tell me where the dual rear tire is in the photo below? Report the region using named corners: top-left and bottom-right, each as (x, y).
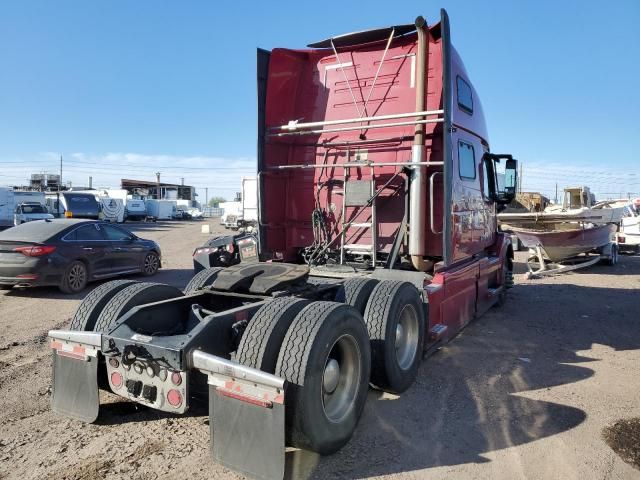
top-left (235, 279), bottom-right (425, 454)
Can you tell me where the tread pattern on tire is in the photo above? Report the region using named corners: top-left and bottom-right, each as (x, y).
top-left (276, 301), bottom-right (339, 386)
top-left (334, 277), bottom-right (378, 314)
top-left (184, 267), bottom-right (224, 294)
top-left (94, 282), bottom-right (182, 333)
top-left (235, 297), bottom-right (309, 372)
top-left (364, 280), bottom-right (424, 392)
top-left (364, 280), bottom-right (404, 342)
top-left (69, 279), bottom-right (138, 331)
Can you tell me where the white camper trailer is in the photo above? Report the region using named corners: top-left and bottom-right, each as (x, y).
top-left (125, 198), bottom-right (147, 220)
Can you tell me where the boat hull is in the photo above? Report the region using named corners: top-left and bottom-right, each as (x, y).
top-left (513, 224), bottom-right (616, 262)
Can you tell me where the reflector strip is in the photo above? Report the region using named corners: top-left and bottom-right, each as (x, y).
top-left (217, 388), bottom-right (273, 409)
top-left (50, 338), bottom-right (99, 361)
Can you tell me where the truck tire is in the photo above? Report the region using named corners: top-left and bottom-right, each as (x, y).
top-left (363, 280), bottom-right (424, 394)
top-left (235, 297), bottom-right (309, 373)
top-left (94, 282), bottom-right (183, 333)
top-left (69, 279), bottom-right (138, 331)
top-left (275, 301), bottom-right (370, 455)
top-left (184, 267), bottom-right (224, 294)
top-left (334, 277), bottom-right (378, 315)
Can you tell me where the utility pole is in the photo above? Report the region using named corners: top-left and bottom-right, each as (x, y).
top-left (518, 163), bottom-right (523, 194)
top-left (60, 155), bottom-right (63, 191)
top-left (89, 176), bottom-right (93, 189)
top-left (155, 172), bottom-right (161, 199)
top-left (205, 188), bottom-right (208, 207)
top-left (181, 177), bottom-right (184, 186)
top-left (555, 183), bottom-right (558, 204)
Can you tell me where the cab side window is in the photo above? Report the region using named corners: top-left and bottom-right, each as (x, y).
top-left (458, 141), bottom-right (476, 181)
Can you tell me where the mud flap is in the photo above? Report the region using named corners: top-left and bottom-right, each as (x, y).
top-left (49, 330), bottom-right (102, 423)
top-left (192, 350), bottom-right (285, 480)
top-left (210, 386), bottom-right (285, 480)
top-left (52, 352), bottom-right (100, 423)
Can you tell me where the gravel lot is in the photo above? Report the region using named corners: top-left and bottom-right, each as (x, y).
top-left (1, 221), bottom-right (639, 480)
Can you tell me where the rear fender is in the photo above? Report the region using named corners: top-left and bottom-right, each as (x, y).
top-left (192, 350), bottom-right (285, 480)
top-left (49, 330), bottom-right (102, 423)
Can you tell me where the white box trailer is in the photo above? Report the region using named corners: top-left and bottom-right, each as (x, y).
top-left (242, 176), bottom-right (258, 225)
top-left (13, 191), bottom-right (46, 206)
top-left (145, 199), bottom-right (176, 219)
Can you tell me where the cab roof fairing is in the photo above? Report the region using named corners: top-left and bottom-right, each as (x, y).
top-left (449, 45), bottom-right (489, 147)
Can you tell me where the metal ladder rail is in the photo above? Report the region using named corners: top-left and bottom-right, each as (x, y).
top-left (340, 159), bottom-right (379, 265)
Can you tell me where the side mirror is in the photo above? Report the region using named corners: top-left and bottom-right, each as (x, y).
top-left (484, 154), bottom-right (517, 205)
top-left (503, 158), bottom-right (517, 199)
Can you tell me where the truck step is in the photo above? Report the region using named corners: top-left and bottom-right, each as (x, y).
top-left (344, 244), bottom-right (374, 251)
top-left (346, 222), bottom-right (372, 228)
top-left (429, 324), bottom-right (448, 341)
top-left (486, 286), bottom-right (504, 298)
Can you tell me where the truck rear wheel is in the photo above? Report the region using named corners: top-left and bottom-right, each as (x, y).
top-left (94, 282), bottom-right (183, 333)
top-left (184, 267), bottom-right (224, 294)
top-left (69, 279), bottom-right (138, 331)
top-left (364, 280), bottom-right (424, 394)
top-left (235, 297), bottom-right (309, 373)
top-left (334, 277), bottom-right (378, 315)
top-left (275, 302), bottom-right (370, 455)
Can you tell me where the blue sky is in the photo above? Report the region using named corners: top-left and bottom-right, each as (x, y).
top-left (1, 0), bottom-right (639, 201)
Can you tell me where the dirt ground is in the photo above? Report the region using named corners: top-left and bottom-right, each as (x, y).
top-left (1, 221), bottom-right (639, 480)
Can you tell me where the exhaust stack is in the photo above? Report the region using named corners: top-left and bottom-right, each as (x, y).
top-left (409, 16), bottom-right (432, 272)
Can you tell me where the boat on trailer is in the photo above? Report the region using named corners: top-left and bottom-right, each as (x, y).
top-left (499, 187), bottom-right (620, 277)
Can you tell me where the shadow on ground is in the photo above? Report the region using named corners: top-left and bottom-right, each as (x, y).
top-left (289, 281), bottom-right (640, 479)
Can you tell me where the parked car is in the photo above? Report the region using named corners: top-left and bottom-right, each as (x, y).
top-left (187, 207), bottom-right (203, 220)
top-left (0, 219), bottom-right (161, 293)
top-left (14, 202), bottom-right (54, 225)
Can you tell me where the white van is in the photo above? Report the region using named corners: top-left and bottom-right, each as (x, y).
top-left (14, 202), bottom-right (54, 225)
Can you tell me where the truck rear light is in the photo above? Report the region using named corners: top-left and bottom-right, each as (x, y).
top-left (146, 366), bottom-right (155, 377)
top-left (13, 245), bottom-right (56, 257)
top-left (108, 357), bottom-right (119, 368)
top-left (65, 211), bottom-right (73, 218)
top-left (170, 371), bottom-right (182, 386)
top-left (111, 372), bottom-right (123, 389)
top-left (226, 244), bottom-right (234, 253)
top-left (158, 368), bottom-right (167, 381)
top-left (167, 389), bottom-right (182, 407)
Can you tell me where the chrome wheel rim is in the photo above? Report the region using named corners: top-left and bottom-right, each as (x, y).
top-left (322, 334), bottom-right (361, 423)
top-left (144, 254), bottom-right (158, 274)
top-left (395, 304), bottom-right (419, 370)
top-left (68, 264), bottom-right (86, 290)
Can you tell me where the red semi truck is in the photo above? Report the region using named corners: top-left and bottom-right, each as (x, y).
top-left (49, 10), bottom-right (517, 480)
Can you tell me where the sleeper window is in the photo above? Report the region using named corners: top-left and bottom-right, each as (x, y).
top-left (458, 142), bottom-right (476, 180)
top-left (457, 76), bottom-right (473, 114)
